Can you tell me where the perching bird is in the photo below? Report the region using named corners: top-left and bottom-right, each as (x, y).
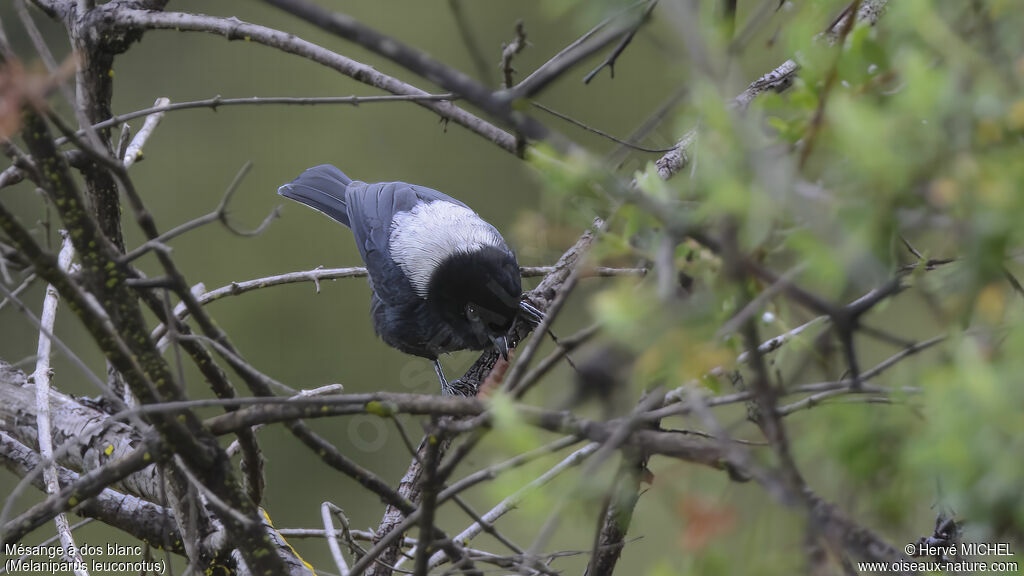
top-left (278, 165), bottom-right (540, 394)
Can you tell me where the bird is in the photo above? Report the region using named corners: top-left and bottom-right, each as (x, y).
top-left (277, 165), bottom-right (542, 395)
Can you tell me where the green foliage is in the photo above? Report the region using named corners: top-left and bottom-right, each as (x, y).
top-left (525, 0), bottom-right (1024, 572)
top-left (907, 325), bottom-right (1024, 538)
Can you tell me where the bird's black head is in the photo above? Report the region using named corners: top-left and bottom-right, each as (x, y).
top-left (426, 246), bottom-right (522, 358)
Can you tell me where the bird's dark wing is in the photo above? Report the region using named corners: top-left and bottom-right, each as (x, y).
top-left (344, 180), bottom-right (443, 303)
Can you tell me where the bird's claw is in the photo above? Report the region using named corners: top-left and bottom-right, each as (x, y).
top-left (443, 378), bottom-right (478, 397)
top-left (518, 298), bottom-right (545, 326)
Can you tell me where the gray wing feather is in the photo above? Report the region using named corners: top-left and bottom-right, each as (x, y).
top-left (409, 184), bottom-right (469, 208)
top-left (345, 180), bottom-right (464, 302)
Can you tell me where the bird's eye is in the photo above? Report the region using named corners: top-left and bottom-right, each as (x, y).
top-left (466, 304), bottom-right (480, 322)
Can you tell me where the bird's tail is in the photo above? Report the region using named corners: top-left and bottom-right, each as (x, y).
top-left (277, 164), bottom-right (353, 227)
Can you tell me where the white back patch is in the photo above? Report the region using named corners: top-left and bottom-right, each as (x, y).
top-left (389, 201), bottom-right (505, 297)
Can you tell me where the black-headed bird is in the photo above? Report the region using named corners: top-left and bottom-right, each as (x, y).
top-left (278, 165), bottom-right (540, 394)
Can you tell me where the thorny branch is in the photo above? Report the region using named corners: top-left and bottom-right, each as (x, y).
top-left (655, 0), bottom-right (889, 180)
top-left (0, 1), bottom-right (991, 575)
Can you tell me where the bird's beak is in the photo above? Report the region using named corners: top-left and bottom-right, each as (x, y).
top-left (490, 334), bottom-right (510, 361)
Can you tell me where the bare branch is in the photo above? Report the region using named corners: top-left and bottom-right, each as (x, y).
top-left (582, 453), bottom-right (645, 576)
top-left (107, 9), bottom-right (517, 152)
top-left (509, 1), bottom-right (649, 100)
top-left (7, 107), bottom-right (300, 574)
top-left (30, 232), bottom-right (87, 574)
top-left (582, 0), bottom-right (657, 84)
top-left (56, 93), bottom-right (460, 147)
top-left (730, 59), bottom-right (799, 113)
top-left (428, 444), bottom-right (599, 569)
top-left (0, 437), bottom-right (162, 547)
top-left (148, 263), bottom-right (640, 346)
top-left (447, 0), bottom-right (493, 86)
top-left (822, 0), bottom-right (888, 44)
top-left (531, 102), bottom-right (676, 153)
top-left (506, 220), bottom-right (604, 398)
top-left (122, 96), bottom-right (169, 168)
top-left (121, 161), bottom-right (269, 263)
top-left (655, 0), bottom-right (890, 181)
top-left (321, 502), bottom-right (352, 576)
top-left (799, 0), bottom-right (863, 168)
top-left (0, 432), bottom-right (183, 554)
top-left (0, 273), bottom-right (38, 314)
top-left (259, 0), bottom-right (562, 149)
top-left (411, 433), bottom-right (442, 576)
top-left (500, 20), bottom-right (528, 90)
top-left (392, 436), bottom-right (580, 570)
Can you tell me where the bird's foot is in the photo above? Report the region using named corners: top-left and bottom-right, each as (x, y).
top-left (442, 378), bottom-right (479, 397)
top-left (519, 298), bottom-right (545, 326)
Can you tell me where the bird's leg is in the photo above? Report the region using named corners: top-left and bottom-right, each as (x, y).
top-left (435, 358), bottom-right (475, 396)
top-left (434, 358), bottom-right (450, 392)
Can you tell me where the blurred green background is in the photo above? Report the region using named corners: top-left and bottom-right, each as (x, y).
top-left (3, 1), bottom-right (1023, 575)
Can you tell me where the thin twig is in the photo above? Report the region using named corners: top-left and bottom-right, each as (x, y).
top-left (500, 21), bottom-right (528, 90)
top-left (400, 436), bottom-right (580, 568)
top-left (617, 93), bottom-right (688, 168)
top-left (799, 0), bottom-right (862, 168)
top-left (531, 102), bottom-right (676, 153)
top-left (322, 502), bottom-right (351, 576)
top-left (515, 323), bottom-right (601, 395)
top-left (34, 104), bottom-right (299, 576)
top-left (31, 232), bottom-right (88, 575)
top-left (121, 161), bottom-right (267, 263)
top-left (447, 0), bottom-right (492, 86)
top-left (0, 516), bottom-right (94, 576)
top-left (259, 0), bottom-right (555, 147)
top-left (427, 443), bottom-right (599, 569)
top-left (108, 9), bottom-right (517, 152)
top-left (149, 264), bottom-right (640, 344)
top-left (0, 276), bottom-right (113, 398)
top-left (55, 94), bottom-right (459, 147)
top-left (655, 0), bottom-right (890, 181)
top-left (510, 0), bottom-right (649, 99)
top-left (582, 0), bottom-right (658, 84)
top-left (123, 97), bottom-right (170, 168)
top-left (172, 456), bottom-right (253, 528)
top-left (0, 272), bottom-right (38, 313)
top-left (501, 20), bottom-right (529, 156)
top-left (507, 218), bottom-right (608, 398)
